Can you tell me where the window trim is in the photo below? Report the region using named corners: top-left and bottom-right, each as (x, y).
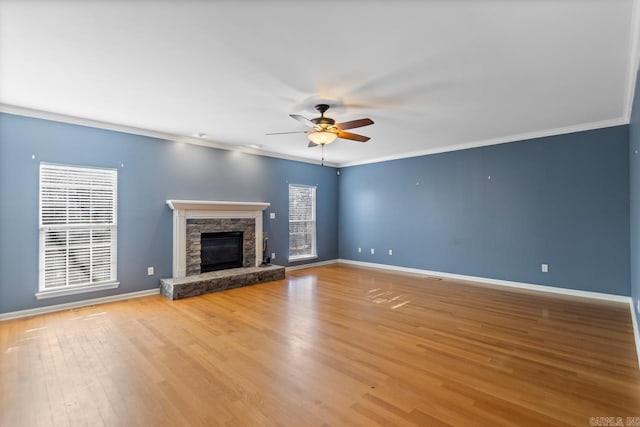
top-left (288, 254), bottom-right (319, 263)
top-left (37, 163), bottom-right (119, 298)
top-left (35, 281), bottom-right (119, 300)
top-left (288, 183), bottom-right (317, 262)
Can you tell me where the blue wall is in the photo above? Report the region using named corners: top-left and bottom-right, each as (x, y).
top-left (630, 70), bottom-right (640, 322)
top-left (1, 110), bottom-right (633, 314)
top-left (0, 113), bottom-right (339, 313)
top-left (339, 126), bottom-right (630, 295)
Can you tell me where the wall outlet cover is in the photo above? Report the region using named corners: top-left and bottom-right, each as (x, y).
top-left (358, 247), bottom-right (362, 253)
top-left (269, 212), bottom-right (276, 219)
top-left (371, 248), bottom-right (375, 255)
top-left (147, 266), bottom-right (154, 276)
top-left (541, 263), bottom-right (549, 273)
top-left (271, 252), bottom-right (276, 259)
top-left (388, 249), bottom-right (393, 255)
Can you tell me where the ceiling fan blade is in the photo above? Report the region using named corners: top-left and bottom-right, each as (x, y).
top-left (265, 130), bottom-right (308, 135)
top-left (290, 114), bottom-right (317, 129)
top-left (308, 141), bottom-right (319, 148)
top-left (337, 131), bottom-right (370, 142)
top-left (335, 118), bottom-right (374, 131)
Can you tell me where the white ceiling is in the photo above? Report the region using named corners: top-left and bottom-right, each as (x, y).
top-left (0, 0), bottom-right (637, 167)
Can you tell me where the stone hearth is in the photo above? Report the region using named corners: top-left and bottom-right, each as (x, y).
top-left (160, 265), bottom-right (285, 300)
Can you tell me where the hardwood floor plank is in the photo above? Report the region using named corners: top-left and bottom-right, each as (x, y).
top-left (1, 264), bottom-right (639, 426)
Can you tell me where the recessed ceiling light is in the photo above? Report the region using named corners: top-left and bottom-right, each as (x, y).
top-left (248, 144), bottom-right (262, 149)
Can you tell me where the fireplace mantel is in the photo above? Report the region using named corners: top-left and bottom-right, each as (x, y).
top-left (166, 200), bottom-right (270, 278)
top-left (166, 200), bottom-right (270, 211)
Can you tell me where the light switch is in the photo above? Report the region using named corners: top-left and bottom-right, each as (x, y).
top-left (269, 212), bottom-right (276, 219)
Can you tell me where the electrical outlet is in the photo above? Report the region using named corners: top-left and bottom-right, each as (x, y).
top-left (371, 248), bottom-right (375, 255)
top-left (358, 247), bottom-right (362, 253)
top-left (147, 266), bottom-right (154, 276)
top-left (271, 252), bottom-right (276, 260)
top-left (388, 249), bottom-right (393, 256)
top-left (541, 263), bottom-right (548, 273)
top-left (269, 212), bottom-right (276, 219)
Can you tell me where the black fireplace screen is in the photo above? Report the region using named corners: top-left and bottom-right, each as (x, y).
top-left (200, 231), bottom-right (243, 272)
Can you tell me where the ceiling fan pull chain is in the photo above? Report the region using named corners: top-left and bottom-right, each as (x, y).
top-left (322, 144), bottom-right (325, 166)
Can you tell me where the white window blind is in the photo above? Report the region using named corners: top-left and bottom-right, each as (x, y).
top-left (39, 164), bottom-right (118, 293)
top-left (288, 184), bottom-right (317, 260)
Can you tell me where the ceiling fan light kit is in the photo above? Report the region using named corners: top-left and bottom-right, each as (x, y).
top-left (308, 130), bottom-right (338, 145)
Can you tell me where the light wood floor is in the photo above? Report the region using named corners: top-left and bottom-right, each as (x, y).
top-left (1, 264), bottom-right (639, 426)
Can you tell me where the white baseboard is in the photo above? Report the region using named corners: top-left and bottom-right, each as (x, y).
top-left (286, 259), bottom-right (339, 272)
top-left (630, 300), bottom-right (640, 369)
top-left (0, 288), bottom-right (160, 321)
top-left (337, 259), bottom-right (630, 303)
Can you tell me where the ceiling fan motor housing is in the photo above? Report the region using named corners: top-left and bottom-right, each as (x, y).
top-left (312, 117), bottom-right (335, 126)
top-left (312, 104), bottom-right (335, 127)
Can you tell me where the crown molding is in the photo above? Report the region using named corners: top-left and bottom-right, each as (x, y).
top-left (1, 104), bottom-right (627, 170)
top-left (337, 117), bottom-right (628, 168)
top-left (625, 0), bottom-right (640, 122)
top-left (0, 104), bottom-right (339, 168)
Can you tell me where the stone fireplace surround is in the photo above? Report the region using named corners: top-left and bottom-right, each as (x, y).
top-left (161, 200), bottom-right (285, 300)
top-left (186, 218), bottom-right (254, 275)
top-left (166, 200), bottom-right (269, 278)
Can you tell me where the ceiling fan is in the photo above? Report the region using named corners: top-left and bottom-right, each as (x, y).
top-left (266, 104), bottom-right (374, 148)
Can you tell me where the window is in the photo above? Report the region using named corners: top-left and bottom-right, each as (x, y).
top-left (288, 184), bottom-right (317, 261)
top-left (38, 163), bottom-right (118, 299)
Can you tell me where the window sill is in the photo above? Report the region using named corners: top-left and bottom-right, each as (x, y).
top-left (35, 281), bottom-right (120, 300)
top-left (288, 255), bottom-right (318, 263)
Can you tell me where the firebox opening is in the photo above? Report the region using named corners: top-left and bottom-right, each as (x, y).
top-left (200, 231), bottom-right (243, 273)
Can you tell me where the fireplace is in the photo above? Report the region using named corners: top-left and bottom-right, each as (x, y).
top-left (185, 218), bottom-right (255, 276)
top-left (162, 200), bottom-right (284, 300)
top-left (166, 200), bottom-right (270, 278)
top-left (201, 231), bottom-right (243, 272)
